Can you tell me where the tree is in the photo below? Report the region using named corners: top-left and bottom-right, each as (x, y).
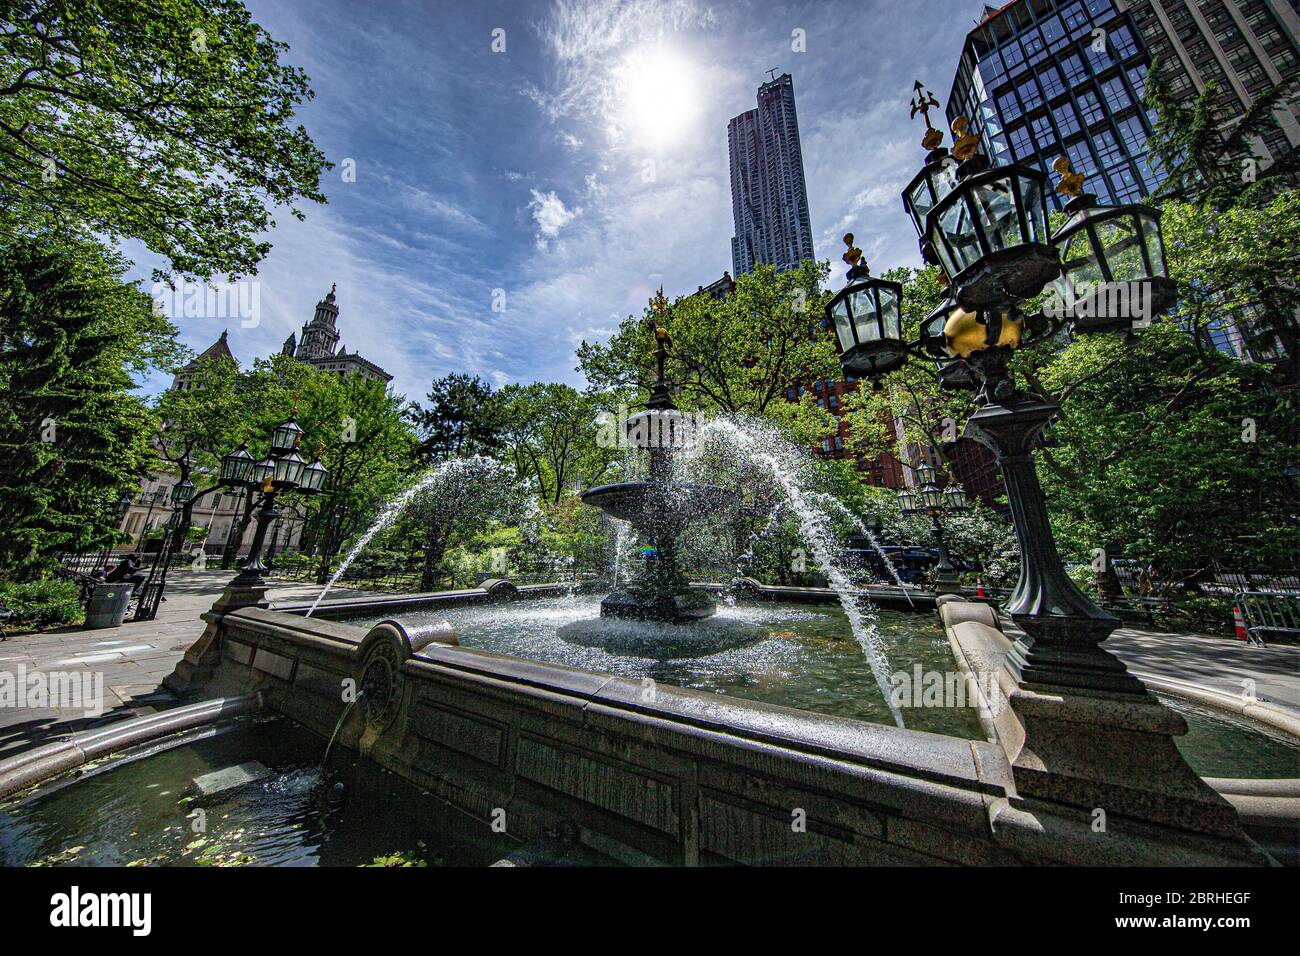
top-left (497, 382), bottom-right (617, 503)
top-left (1033, 320), bottom-right (1297, 592)
top-left (577, 261), bottom-right (841, 444)
top-left (1145, 67), bottom-right (1298, 211)
top-left (0, 232), bottom-right (179, 579)
top-left (0, 0), bottom-right (329, 279)
top-left (151, 350), bottom-right (244, 550)
top-left (408, 373), bottom-right (506, 462)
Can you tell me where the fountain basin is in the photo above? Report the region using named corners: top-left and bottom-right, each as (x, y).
top-left (581, 481), bottom-right (734, 530)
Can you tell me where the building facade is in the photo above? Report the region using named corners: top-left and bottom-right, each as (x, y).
top-left (728, 73), bottom-right (816, 276)
top-left (948, 0), bottom-right (1164, 212)
top-left (1119, 0), bottom-right (1299, 172)
top-left (281, 285), bottom-right (393, 384)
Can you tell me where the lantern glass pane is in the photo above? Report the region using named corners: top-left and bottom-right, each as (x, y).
top-left (1140, 213), bottom-right (1166, 277)
top-left (943, 485), bottom-right (968, 509)
top-left (920, 486), bottom-right (944, 510)
top-left (916, 463), bottom-right (936, 485)
top-left (830, 296), bottom-right (855, 351)
top-left (849, 286), bottom-right (882, 343)
top-left (938, 200), bottom-right (981, 271)
top-left (253, 459), bottom-right (275, 484)
top-left (908, 179), bottom-right (935, 229)
top-left (1057, 229), bottom-right (1104, 298)
top-left (1018, 174), bottom-right (1047, 242)
top-left (879, 288), bottom-right (902, 340)
top-left (1097, 215), bottom-right (1142, 283)
top-left (971, 178), bottom-right (1022, 248)
top-left (897, 490), bottom-right (916, 512)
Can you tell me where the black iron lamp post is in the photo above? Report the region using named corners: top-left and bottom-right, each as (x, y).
top-left (900, 462), bottom-right (967, 596)
top-left (826, 93), bottom-right (1178, 697)
top-left (220, 417), bottom-right (328, 591)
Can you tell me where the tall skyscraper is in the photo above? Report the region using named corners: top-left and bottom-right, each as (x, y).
top-left (727, 73), bottom-right (816, 276)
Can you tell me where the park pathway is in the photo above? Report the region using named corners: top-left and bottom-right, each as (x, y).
top-left (0, 570), bottom-right (371, 760)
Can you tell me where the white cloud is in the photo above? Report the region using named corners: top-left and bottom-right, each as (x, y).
top-left (529, 189), bottom-right (581, 247)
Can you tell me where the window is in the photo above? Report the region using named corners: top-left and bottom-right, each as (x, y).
top-left (1110, 24), bottom-right (1140, 59)
top-left (1060, 53), bottom-right (1088, 86)
top-left (1066, 139), bottom-right (1097, 176)
top-left (1107, 164), bottom-right (1143, 203)
top-left (1031, 113), bottom-right (1054, 145)
top-left (1100, 75), bottom-right (1130, 113)
top-left (1011, 120), bottom-right (1038, 157)
top-left (1061, 1), bottom-right (1089, 32)
top-left (1019, 75), bottom-right (1043, 112)
top-left (1126, 64), bottom-right (1147, 101)
top-left (1116, 114), bottom-right (1146, 157)
top-left (1053, 101), bottom-right (1081, 137)
top-left (1093, 128), bottom-right (1125, 168)
top-left (997, 86), bottom-right (1022, 122)
top-left (1039, 65), bottom-right (1065, 100)
top-left (1078, 89), bottom-right (1105, 125)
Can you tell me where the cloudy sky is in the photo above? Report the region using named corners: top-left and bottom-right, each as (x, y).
top-left (131, 0), bottom-right (984, 400)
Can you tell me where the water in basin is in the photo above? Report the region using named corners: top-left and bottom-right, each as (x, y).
top-left (352, 594), bottom-right (984, 739)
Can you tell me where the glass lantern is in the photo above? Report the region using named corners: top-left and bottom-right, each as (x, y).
top-left (825, 265), bottom-right (907, 387)
top-left (300, 456), bottom-right (328, 494)
top-left (897, 489), bottom-right (917, 514)
top-left (219, 444), bottom-right (254, 486)
top-left (942, 483), bottom-right (968, 511)
top-left (273, 449), bottom-right (307, 488)
top-left (915, 462), bottom-right (937, 486)
top-left (918, 480), bottom-right (945, 512)
top-left (171, 478), bottom-right (195, 504)
top-left (902, 148), bottom-right (960, 236)
top-left (924, 158), bottom-right (1059, 309)
top-left (252, 457), bottom-right (276, 488)
top-left (270, 415), bottom-right (304, 455)
top-left (1050, 195), bottom-right (1177, 333)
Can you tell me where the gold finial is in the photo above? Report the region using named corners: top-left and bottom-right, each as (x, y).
top-left (655, 326), bottom-right (668, 342)
top-left (910, 81), bottom-right (943, 150)
top-left (842, 233), bottom-right (863, 268)
top-left (951, 116), bottom-right (979, 162)
top-left (650, 287), bottom-right (670, 316)
top-left (1053, 156), bottom-right (1085, 197)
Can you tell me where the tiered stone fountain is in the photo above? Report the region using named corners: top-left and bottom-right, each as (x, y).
top-left (581, 323), bottom-right (731, 623)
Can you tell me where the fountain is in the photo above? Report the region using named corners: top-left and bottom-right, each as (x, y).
top-left (580, 320), bottom-right (731, 624)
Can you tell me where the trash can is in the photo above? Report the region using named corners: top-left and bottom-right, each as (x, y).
top-left (84, 583), bottom-right (135, 629)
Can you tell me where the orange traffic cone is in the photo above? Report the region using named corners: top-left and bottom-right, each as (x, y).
top-left (1232, 606), bottom-right (1249, 642)
top-left (976, 576), bottom-right (986, 599)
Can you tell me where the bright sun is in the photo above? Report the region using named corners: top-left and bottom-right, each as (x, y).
top-left (615, 43), bottom-right (699, 150)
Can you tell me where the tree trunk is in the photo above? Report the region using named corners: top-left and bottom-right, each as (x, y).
top-left (420, 534), bottom-right (446, 591)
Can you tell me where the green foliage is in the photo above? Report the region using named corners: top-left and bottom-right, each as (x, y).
top-left (362, 850), bottom-right (429, 867)
top-left (497, 382), bottom-right (618, 503)
top-left (1033, 321), bottom-right (1297, 589)
top-left (0, 233), bottom-right (177, 580)
top-left (0, 0), bottom-right (330, 279)
top-left (0, 577), bottom-right (81, 627)
top-left (409, 373), bottom-right (505, 462)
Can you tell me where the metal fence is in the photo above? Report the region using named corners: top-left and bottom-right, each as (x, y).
top-left (1236, 591), bottom-right (1300, 646)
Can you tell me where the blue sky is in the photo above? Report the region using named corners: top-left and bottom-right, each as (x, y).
top-left (131, 0), bottom-right (983, 401)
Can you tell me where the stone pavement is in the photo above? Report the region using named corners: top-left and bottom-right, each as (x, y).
top-left (1000, 618), bottom-right (1300, 712)
top-left (0, 570), bottom-right (371, 760)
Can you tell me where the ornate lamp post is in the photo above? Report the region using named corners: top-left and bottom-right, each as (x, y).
top-left (899, 463), bottom-right (967, 596)
top-left (818, 88), bottom-right (1253, 843)
top-left (220, 415), bottom-right (325, 595)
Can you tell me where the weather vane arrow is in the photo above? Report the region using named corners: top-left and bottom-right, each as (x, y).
top-left (910, 80), bottom-right (944, 150)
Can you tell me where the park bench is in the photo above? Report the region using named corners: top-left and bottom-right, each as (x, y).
top-left (1236, 590), bottom-right (1300, 647)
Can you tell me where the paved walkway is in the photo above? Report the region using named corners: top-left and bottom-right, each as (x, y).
top-left (0, 570), bottom-right (370, 760)
top-left (1000, 618), bottom-right (1300, 712)
top-left (2, 577), bottom-right (1296, 762)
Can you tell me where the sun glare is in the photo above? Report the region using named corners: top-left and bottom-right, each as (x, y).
top-left (615, 43), bottom-right (699, 150)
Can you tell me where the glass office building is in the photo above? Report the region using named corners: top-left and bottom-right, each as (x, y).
top-left (947, 0), bottom-right (1164, 211)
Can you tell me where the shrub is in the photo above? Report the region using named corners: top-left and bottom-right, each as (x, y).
top-left (0, 578), bottom-right (83, 628)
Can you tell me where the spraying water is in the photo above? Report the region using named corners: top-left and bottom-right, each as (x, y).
top-left (701, 419), bottom-right (905, 728)
top-left (306, 457), bottom-right (512, 617)
top-left (610, 519), bottom-right (629, 587)
top-left (807, 491), bottom-right (916, 610)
